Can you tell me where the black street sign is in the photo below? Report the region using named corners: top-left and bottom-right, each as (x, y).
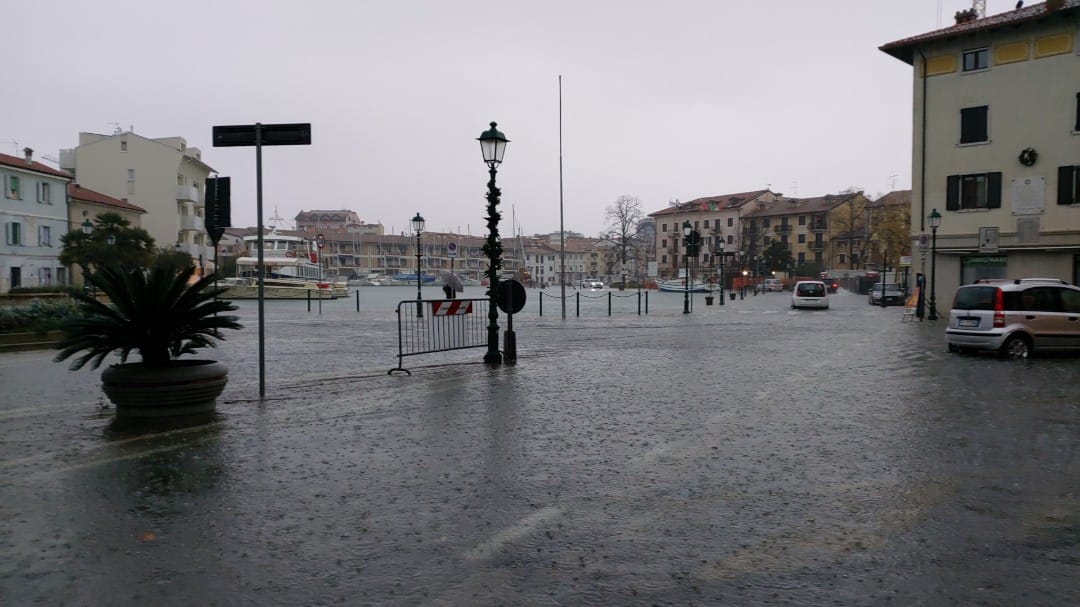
top-left (212, 123), bottom-right (311, 147)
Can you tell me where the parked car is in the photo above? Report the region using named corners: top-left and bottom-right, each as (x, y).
top-left (764, 278), bottom-right (784, 292)
top-left (868, 282), bottom-right (904, 306)
top-left (946, 278), bottom-right (1080, 359)
top-left (791, 280), bottom-right (829, 309)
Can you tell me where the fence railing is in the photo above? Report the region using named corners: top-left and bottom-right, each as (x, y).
top-left (389, 298), bottom-right (490, 375)
top-left (537, 290), bottom-right (649, 316)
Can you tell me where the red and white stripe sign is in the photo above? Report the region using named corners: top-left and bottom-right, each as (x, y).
top-left (430, 300), bottom-right (474, 316)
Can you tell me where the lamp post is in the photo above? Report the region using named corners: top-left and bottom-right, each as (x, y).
top-left (880, 249), bottom-right (888, 308)
top-left (478, 122), bottom-right (509, 365)
top-left (928, 208), bottom-right (941, 320)
top-left (412, 212), bottom-right (425, 318)
top-left (714, 238), bottom-right (725, 305)
top-left (682, 220), bottom-right (692, 314)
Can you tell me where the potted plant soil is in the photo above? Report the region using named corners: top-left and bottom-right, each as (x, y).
top-left (54, 262), bottom-right (241, 418)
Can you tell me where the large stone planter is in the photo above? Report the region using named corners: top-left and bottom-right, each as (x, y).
top-left (101, 360), bottom-right (228, 418)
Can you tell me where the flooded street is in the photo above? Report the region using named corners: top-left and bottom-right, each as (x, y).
top-left (2, 286), bottom-right (1078, 605)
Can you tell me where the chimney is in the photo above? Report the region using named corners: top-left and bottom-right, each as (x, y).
top-left (954, 8), bottom-right (979, 24)
top-left (23, 147), bottom-right (33, 165)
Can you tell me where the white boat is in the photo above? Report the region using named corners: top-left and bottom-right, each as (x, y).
top-left (348, 273), bottom-right (389, 286)
top-left (657, 278), bottom-right (714, 293)
top-left (580, 280), bottom-right (605, 290)
top-left (221, 228), bottom-right (345, 299)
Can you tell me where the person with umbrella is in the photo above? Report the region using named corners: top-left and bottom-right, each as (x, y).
top-left (439, 270), bottom-right (464, 299)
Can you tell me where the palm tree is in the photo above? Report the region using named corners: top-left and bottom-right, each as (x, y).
top-left (54, 262), bottom-right (241, 370)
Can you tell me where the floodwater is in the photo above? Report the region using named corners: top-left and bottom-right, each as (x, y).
top-left (1, 287), bottom-right (1077, 605)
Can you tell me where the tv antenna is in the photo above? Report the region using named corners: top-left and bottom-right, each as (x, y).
top-left (108, 122), bottom-right (122, 134)
top-left (1, 139), bottom-right (18, 154)
top-left (889, 173), bottom-right (899, 191)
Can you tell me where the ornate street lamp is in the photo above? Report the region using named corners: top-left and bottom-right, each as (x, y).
top-left (81, 219), bottom-right (93, 236)
top-left (478, 122), bottom-right (509, 365)
top-left (713, 237), bottom-right (725, 305)
top-left (682, 220), bottom-right (692, 314)
top-left (928, 208), bottom-right (942, 320)
top-left (412, 212), bottom-right (425, 318)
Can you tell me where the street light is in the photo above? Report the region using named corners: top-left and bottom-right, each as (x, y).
top-left (81, 219), bottom-right (93, 236)
top-left (412, 212), bottom-right (425, 318)
top-left (879, 249), bottom-right (888, 308)
top-left (682, 220), bottom-right (692, 314)
top-left (713, 237), bottom-right (725, 305)
top-left (928, 208), bottom-right (942, 320)
top-left (478, 122), bottom-right (509, 365)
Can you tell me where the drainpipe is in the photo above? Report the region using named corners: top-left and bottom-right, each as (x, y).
top-left (917, 49), bottom-right (928, 233)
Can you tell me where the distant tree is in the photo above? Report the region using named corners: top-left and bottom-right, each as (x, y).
top-left (870, 202), bottom-right (911, 268)
top-left (829, 188), bottom-right (869, 269)
top-left (763, 241), bottom-right (794, 275)
top-left (601, 195), bottom-right (644, 286)
top-left (59, 212), bottom-right (156, 277)
top-left (794, 261), bottom-right (822, 278)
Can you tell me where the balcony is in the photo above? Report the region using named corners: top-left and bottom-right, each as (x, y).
top-left (180, 214), bottom-right (205, 232)
top-left (809, 223), bottom-right (827, 232)
top-left (176, 184), bottom-right (199, 202)
top-left (810, 241), bottom-right (826, 251)
top-left (775, 225), bottom-right (792, 233)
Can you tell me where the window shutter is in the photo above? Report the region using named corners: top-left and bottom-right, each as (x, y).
top-left (1060, 165), bottom-right (1076, 205)
top-left (38, 225), bottom-right (44, 246)
top-left (3, 222), bottom-right (9, 245)
top-left (946, 175), bottom-right (960, 210)
top-left (987, 172), bottom-right (1002, 208)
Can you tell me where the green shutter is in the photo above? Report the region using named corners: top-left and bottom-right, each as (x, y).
top-left (946, 175), bottom-right (960, 211)
top-left (987, 172), bottom-right (1002, 209)
top-left (1060, 165), bottom-right (1076, 205)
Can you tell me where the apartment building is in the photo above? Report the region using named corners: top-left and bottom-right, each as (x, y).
top-left (66, 183), bottom-right (147, 288)
top-left (60, 130), bottom-right (216, 265)
top-left (881, 1), bottom-right (1080, 307)
top-left (742, 193), bottom-right (873, 273)
top-left (0, 149), bottom-right (72, 293)
top-left (648, 190), bottom-right (778, 280)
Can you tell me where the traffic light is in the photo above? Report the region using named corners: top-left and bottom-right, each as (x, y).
top-left (205, 176), bottom-right (231, 245)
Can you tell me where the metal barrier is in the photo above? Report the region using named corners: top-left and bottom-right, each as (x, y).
top-left (389, 298), bottom-right (490, 375)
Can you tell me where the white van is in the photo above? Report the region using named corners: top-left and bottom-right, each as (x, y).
top-left (764, 278), bottom-right (784, 292)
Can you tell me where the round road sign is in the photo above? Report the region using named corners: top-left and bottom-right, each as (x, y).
top-left (315, 233), bottom-right (326, 249)
top-left (496, 279), bottom-right (527, 315)
top-left (447, 241), bottom-right (458, 258)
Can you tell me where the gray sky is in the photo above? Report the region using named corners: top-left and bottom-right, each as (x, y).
top-left (4, 0), bottom-right (1006, 237)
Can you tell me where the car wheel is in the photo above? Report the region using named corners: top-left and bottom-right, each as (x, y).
top-left (1001, 334), bottom-right (1031, 359)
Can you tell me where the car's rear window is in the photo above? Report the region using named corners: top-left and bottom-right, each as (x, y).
top-left (797, 283), bottom-right (825, 296)
top-left (953, 286), bottom-right (998, 310)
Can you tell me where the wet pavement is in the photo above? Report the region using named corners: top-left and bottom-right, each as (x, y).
top-left (1, 287), bottom-right (1078, 606)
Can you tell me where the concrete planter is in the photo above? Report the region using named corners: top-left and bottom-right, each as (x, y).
top-left (101, 360), bottom-right (228, 418)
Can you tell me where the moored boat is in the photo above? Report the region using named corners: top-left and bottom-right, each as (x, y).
top-left (221, 227), bottom-right (343, 299)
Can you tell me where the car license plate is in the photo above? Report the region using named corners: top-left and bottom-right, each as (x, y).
top-left (958, 318), bottom-right (978, 327)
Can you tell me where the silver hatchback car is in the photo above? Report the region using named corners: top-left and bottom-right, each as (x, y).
top-left (945, 278), bottom-right (1080, 358)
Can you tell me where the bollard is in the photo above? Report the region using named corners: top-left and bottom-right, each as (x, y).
top-left (576, 291), bottom-right (580, 317)
top-left (539, 292), bottom-right (543, 316)
top-left (503, 313), bottom-right (517, 363)
top-left (356, 289), bottom-right (360, 312)
top-left (307, 289), bottom-right (312, 312)
top-left (637, 290), bottom-right (641, 315)
top-left (645, 290), bottom-right (649, 314)
top-left (608, 292), bottom-right (612, 316)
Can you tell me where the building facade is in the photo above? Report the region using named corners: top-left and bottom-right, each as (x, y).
top-left (66, 183), bottom-right (147, 288)
top-left (60, 130), bottom-right (216, 265)
top-left (881, 1), bottom-right (1080, 309)
top-left (0, 149), bottom-right (73, 293)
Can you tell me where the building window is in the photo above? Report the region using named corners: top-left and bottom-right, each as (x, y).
top-left (127, 169), bottom-right (135, 181)
top-left (1075, 92), bottom-right (1079, 131)
top-left (1059, 165), bottom-right (1080, 205)
top-left (703, 220), bottom-right (710, 229)
top-left (839, 254), bottom-right (846, 265)
top-left (797, 252), bottom-right (805, 264)
top-left (661, 254), bottom-right (667, 264)
top-left (727, 235), bottom-right (733, 245)
top-left (39, 225), bottom-right (52, 247)
top-left (661, 223), bottom-right (667, 233)
top-left (120, 139), bottom-right (128, 152)
top-left (661, 239), bottom-right (667, 248)
top-left (5, 222), bottom-right (23, 245)
top-left (962, 47), bottom-right (989, 72)
top-left (38, 182), bottom-right (50, 203)
top-left (960, 106), bottom-right (988, 143)
top-left (947, 172), bottom-right (1003, 210)
top-left (6, 175), bottom-right (20, 199)
top-left (798, 215), bottom-right (806, 226)
top-left (798, 233), bottom-right (806, 244)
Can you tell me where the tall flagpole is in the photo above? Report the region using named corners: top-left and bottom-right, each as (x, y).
top-left (559, 74), bottom-right (567, 319)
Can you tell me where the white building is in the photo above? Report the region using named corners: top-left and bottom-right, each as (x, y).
top-left (881, 1), bottom-right (1080, 310)
top-left (60, 130), bottom-right (216, 264)
top-left (0, 149), bottom-right (73, 293)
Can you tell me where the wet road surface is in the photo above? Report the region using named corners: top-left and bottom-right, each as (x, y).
top-left (1, 288), bottom-right (1077, 605)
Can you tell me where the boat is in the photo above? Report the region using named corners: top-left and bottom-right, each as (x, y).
top-left (388, 273), bottom-right (438, 286)
top-left (348, 273), bottom-right (389, 286)
top-left (580, 279), bottom-right (605, 290)
top-left (221, 227), bottom-right (345, 299)
top-left (657, 278), bottom-right (714, 293)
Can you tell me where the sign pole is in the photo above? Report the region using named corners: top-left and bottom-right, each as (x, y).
top-left (255, 123), bottom-right (266, 399)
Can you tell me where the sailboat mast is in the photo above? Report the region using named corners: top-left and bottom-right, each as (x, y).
top-left (559, 74), bottom-right (567, 319)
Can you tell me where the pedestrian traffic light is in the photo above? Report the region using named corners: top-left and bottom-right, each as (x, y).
top-left (205, 176), bottom-right (231, 245)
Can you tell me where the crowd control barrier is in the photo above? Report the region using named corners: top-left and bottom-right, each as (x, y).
top-left (389, 298), bottom-right (490, 375)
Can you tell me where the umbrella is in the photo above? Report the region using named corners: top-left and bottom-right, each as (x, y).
top-left (439, 270), bottom-right (464, 292)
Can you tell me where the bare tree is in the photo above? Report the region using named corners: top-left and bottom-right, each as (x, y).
top-left (601, 195), bottom-right (644, 287)
top-left (829, 188), bottom-right (869, 269)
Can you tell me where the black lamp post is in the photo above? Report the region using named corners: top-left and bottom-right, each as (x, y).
top-left (479, 122), bottom-right (509, 365)
top-left (928, 208), bottom-right (941, 320)
top-left (682, 220), bottom-right (692, 314)
top-left (412, 212), bottom-right (425, 318)
top-left (879, 249), bottom-right (888, 308)
top-left (714, 238), bottom-right (725, 305)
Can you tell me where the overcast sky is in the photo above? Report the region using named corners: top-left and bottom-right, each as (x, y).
top-left (4, 1), bottom-right (1013, 237)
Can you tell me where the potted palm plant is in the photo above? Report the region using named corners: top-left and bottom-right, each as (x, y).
top-left (54, 262), bottom-right (242, 418)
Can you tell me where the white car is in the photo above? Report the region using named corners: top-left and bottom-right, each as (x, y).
top-left (791, 280), bottom-right (829, 309)
top-left (763, 278), bottom-right (784, 292)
